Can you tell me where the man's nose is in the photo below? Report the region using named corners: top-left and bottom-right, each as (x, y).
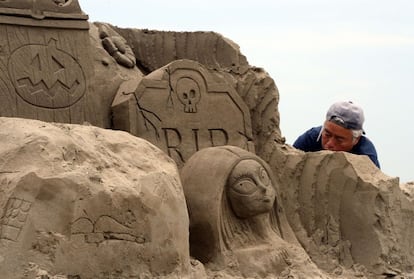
top-left (325, 138), bottom-right (336, 150)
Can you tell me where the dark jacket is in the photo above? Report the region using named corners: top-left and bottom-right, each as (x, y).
top-left (293, 126), bottom-right (380, 168)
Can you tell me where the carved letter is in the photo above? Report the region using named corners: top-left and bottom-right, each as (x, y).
top-left (162, 128), bottom-right (185, 164)
top-left (192, 129), bottom-right (200, 151)
top-left (208, 129), bottom-right (229, 147)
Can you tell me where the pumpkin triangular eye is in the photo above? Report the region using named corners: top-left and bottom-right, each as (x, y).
top-left (30, 54), bottom-right (41, 71)
top-left (52, 56), bottom-right (65, 74)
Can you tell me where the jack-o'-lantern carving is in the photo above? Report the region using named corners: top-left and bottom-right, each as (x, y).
top-left (8, 39), bottom-right (86, 109)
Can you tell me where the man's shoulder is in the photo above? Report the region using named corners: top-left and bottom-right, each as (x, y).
top-left (293, 126), bottom-right (323, 151)
top-left (352, 135), bottom-right (378, 157)
top-left (308, 126), bottom-right (322, 135)
top-left (301, 126), bottom-right (323, 139)
top-left (357, 136), bottom-right (376, 149)
top-left (353, 135), bottom-right (380, 168)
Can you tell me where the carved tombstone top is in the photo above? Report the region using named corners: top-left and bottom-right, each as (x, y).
top-left (112, 59), bottom-right (255, 167)
top-left (0, 0), bottom-right (88, 29)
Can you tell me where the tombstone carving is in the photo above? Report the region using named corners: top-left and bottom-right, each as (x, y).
top-left (112, 59), bottom-right (255, 167)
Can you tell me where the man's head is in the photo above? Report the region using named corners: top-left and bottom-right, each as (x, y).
top-left (321, 101), bottom-right (365, 152)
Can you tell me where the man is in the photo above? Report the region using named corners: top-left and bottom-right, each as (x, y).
top-left (293, 100), bottom-right (380, 168)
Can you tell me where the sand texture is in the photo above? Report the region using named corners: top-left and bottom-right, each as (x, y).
top-left (0, 1), bottom-right (413, 278)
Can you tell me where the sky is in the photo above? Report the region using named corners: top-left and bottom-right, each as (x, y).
top-left (80, 0), bottom-right (414, 183)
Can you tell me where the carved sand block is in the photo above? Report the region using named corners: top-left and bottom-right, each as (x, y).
top-left (0, 172), bottom-right (189, 278)
top-left (180, 146), bottom-right (320, 278)
top-left (285, 151), bottom-right (414, 274)
top-left (0, 118), bottom-right (191, 278)
top-left (112, 59), bottom-right (254, 167)
top-left (0, 0), bottom-right (96, 124)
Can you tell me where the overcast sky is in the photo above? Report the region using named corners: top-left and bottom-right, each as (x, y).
top-left (80, 0), bottom-right (414, 183)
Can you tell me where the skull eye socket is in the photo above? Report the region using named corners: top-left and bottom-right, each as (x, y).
top-left (190, 89), bottom-right (196, 98)
top-left (183, 90), bottom-right (196, 100)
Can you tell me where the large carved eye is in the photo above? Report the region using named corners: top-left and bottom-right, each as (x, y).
top-left (259, 167), bottom-right (270, 186)
top-left (231, 178), bottom-right (257, 195)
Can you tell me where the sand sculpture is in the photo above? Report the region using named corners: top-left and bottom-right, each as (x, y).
top-left (0, 1), bottom-right (413, 278)
top-left (180, 146), bottom-right (324, 278)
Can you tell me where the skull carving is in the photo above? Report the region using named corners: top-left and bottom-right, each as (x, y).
top-left (53, 0), bottom-right (71, 6)
top-left (176, 77), bottom-right (201, 113)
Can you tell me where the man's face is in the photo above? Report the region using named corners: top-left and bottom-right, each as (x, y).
top-left (321, 121), bottom-right (359, 152)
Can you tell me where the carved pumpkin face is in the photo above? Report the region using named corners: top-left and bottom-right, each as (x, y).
top-left (8, 39), bottom-right (85, 109)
